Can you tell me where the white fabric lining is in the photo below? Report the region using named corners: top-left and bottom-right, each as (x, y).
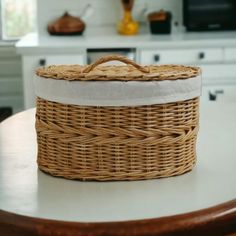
top-left (35, 75), bottom-right (201, 106)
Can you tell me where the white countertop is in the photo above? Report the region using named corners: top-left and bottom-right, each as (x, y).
top-left (0, 101), bottom-right (236, 222)
top-left (16, 26), bottom-right (236, 54)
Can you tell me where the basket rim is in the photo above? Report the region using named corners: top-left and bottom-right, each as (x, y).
top-left (36, 64), bottom-right (201, 82)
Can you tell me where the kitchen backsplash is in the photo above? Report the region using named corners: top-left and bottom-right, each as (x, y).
top-left (38, 0), bottom-right (183, 35)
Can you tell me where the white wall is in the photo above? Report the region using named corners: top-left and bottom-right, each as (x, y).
top-left (37, 0), bottom-right (183, 35)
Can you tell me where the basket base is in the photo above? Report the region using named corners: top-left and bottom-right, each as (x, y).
top-left (37, 160), bottom-right (196, 181)
top-left (36, 97), bottom-right (199, 181)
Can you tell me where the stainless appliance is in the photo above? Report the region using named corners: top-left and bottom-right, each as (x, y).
top-left (87, 48), bottom-right (136, 64)
top-left (183, 0), bottom-right (236, 31)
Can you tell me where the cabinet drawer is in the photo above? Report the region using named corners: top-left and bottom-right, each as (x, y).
top-left (37, 54), bottom-right (85, 67)
top-left (202, 85), bottom-right (236, 102)
top-left (140, 48), bottom-right (223, 65)
top-left (224, 48), bottom-right (236, 61)
top-left (201, 64), bottom-right (236, 85)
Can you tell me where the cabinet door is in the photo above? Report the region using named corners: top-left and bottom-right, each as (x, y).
top-left (224, 47), bottom-right (236, 62)
top-left (0, 46), bottom-right (23, 113)
top-left (0, 95), bottom-right (23, 113)
top-left (139, 48), bottom-right (223, 65)
top-left (201, 64), bottom-right (236, 85)
top-left (202, 85), bottom-right (236, 102)
top-left (37, 55), bottom-right (85, 67)
top-left (22, 54), bottom-right (85, 109)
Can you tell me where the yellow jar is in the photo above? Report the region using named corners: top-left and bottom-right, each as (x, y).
top-left (118, 0), bottom-right (139, 35)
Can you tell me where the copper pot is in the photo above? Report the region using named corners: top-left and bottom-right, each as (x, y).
top-left (48, 12), bottom-right (85, 36)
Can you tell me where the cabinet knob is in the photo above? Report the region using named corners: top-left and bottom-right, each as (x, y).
top-left (209, 91), bottom-right (217, 101)
top-left (198, 52), bottom-right (205, 60)
top-left (39, 59), bottom-right (46, 66)
top-left (208, 89), bottom-right (224, 101)
top-left (154, 54), bottom-right (160, 62)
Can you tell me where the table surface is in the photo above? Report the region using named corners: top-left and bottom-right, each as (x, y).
top-left (0, 101), bottom-right (236, 224)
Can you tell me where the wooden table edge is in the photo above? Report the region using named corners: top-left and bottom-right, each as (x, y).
top-left (0, 199), bottom-right (235, 236)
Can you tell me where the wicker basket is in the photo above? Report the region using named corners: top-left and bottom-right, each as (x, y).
top-left (35, 55), bottom-right (201, 181)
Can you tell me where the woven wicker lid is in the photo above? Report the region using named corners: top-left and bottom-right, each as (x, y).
top-left (36, 55), bottom-right (201, 81)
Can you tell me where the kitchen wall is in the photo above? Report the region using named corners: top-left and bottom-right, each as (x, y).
top-left (38, 0), bottom-right (183, 35)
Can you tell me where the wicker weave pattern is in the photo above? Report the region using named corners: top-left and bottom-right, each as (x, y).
top-left (36, 64), bottom-right (200, 81)
top-left (36, 55), bottom-right (201, 81)
top-left (36, 97), bottom-right (199, 181)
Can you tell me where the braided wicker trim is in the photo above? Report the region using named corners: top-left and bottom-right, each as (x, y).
top-left (36, 118), bottom-right (198, 145)
top-left (36, 64), bottom-right (201, 81)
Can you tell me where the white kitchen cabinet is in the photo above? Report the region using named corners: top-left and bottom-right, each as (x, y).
top-left (200, 64), bottom-right (236, 85)
top-left (0, 77), bottom-right (23, 113)
top-left (16, 31), bottom-right (236, 108)
top-left (21, 54), bottom-right (85, 109)
top-left (39, 55), bottom-right (85, 66)
top-left (202, 85), bottom-right (236, 103)
top-left (139, 47), bottom-right (236, 87)
top-left (139, 48), bottom-right (224, 65)
top-left (0, 95), bottom-right (23, 113)
top-left (0, 46), bottom-right (23, 113)
top-left (139, 45), bottom-right (236, 104)
top-left (224, 47), bottom-right (236, 62)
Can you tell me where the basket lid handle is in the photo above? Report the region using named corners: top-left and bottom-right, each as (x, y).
top-left (83, 55), bottom-right (150, 74)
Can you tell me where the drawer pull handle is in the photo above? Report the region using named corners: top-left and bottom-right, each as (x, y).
top-left (39, 59), bottom-right (46, 66)
top-left (198, 52), bottom-right (205, 60)
top-left (154, 54), bottom-right (160, 62)
top-left (215, 89), bottom-right (224, 94)
top-left (209, 92), bottom-right (217, 101)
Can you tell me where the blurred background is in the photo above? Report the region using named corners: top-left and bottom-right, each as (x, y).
top-left (0, 0), bottom-right (236, 120)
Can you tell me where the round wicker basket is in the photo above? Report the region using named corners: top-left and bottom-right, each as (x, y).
top-left (35, 55), bottom-right (201, 181)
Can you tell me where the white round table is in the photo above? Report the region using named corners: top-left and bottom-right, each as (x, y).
top-left (0, 101), bottom-right (236, 235)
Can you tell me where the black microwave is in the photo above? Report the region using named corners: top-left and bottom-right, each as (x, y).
top-left (183, 0), bottom-right (236, 31)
